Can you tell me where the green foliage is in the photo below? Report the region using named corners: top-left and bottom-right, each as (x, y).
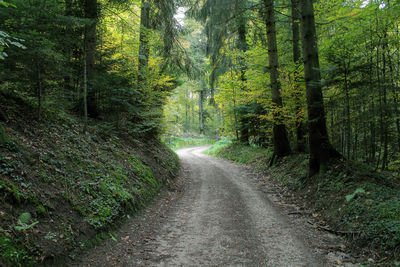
top-left (35, 205), bottom-right (46, 216)
top-left (204, 138), bottom-right (232, 155)
top-left (207, 141), bottom-right (272, 165)
top-left (0, 179), bottom-right (21, 203)
top-left (17, 212), bottom-right (31, 225)
top-left (14, 212), bottom-right (39, 231)
top-left (162, 136), bottom-right (217, 150)
top-left (0, 30), bottom-right (26, 60)
top-left (345, 188), bottom-right (366, 202)
top-left (0, 235), bottom-right (33, 266)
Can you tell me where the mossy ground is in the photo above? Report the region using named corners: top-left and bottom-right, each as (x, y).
top-left (0, 91), bottom-right (180, 266)
top-left (207, 142), bottom-right (400, 266)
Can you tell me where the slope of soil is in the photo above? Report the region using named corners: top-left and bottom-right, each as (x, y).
top-left (0, 91), bottom-right (179, 266)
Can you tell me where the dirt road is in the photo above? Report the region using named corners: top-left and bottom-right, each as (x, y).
top-left (73, 146), bottom-right (354, 266)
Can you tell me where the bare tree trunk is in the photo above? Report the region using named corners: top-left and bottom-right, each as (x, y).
top-left (83, 46), bottom-right (88, 134)
top-left (368, 53), bottom-right (376, 163)
top-left (343, 61), bottom-right (351, 160)
top-left (237, 13), bottom-right (250, 145)
top-left (36, 62), bottom-right (42, 121)
top-left (199, 89), bottom-right (205, 135)
top-left (291, 0), bottom-right (306, 152)
top-left (381, 35), bottom-right (388, 170)
top-left (84, 0), bottom-right (98, 117)
top-left (300, 0), bottom-right (340, 177)
top-left (264, 0), bottom-right (291, 158)
top-left (138, 0), bottom-right (150, 87)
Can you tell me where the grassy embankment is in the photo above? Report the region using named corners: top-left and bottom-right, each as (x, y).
top-left (207, 140), bottom-right (400, 266)
top-left (162, 135), bottom-right (217, 150)
top-left (0, 90), bottom-right (180, 266)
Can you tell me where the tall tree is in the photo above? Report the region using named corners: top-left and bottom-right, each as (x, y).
top-left (300, 0), bottom-right (340, 177)
top-left (263, 0), bottom-right (291, 159)
top-left (236, 1), bottom-right (250, 145)
top-left (138, 0), bottom-right (150, 87)
top-left (291, 0), bottom-right (306, 152)
top-left (84, 0), bottom-right (99, 117)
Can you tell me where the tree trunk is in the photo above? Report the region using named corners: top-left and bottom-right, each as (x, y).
top-left (344, 62), bottom-right (351, 160)
top-left (84, 0), bottom-right (98, 117)
top-left (36, 63), bottom-right (42, 121)
top-left (138, 0), bottom-right (150, 87)
top-left (83, 46), bottom-right (88, 134)
top-left (300, 0), bottom-right (340, 177)
top-left (291, 0), bottom-right (306, 152)
top-left (264, 0), bottom-right (291, 157)
top-left (237, 13), bottom-right (250, 145)
top-left (199, 89), bottom-right (205, 135)
top-left (381, 35), bottom-right (388, 170)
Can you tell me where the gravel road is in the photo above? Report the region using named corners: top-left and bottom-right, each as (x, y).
top-left (73, 146), bottom-right (355, 267)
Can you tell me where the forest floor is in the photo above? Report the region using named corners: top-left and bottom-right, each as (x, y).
top-left (72, 147), bottom-right (359, 266)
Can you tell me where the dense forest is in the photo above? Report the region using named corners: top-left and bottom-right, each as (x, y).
top-left (2, 0), bottom-right (400, 175)
top-left (165, 0), bottom-right (400, 176)
top-left (1, 0), bottom-right (400, 265)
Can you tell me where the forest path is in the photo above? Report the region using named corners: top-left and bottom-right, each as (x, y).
top-left (73, 147), bottom-right (354, 267)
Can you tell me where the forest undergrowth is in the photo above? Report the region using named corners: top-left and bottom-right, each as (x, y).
top-left (207, 141), bottom-right (400, 266)
top-left (0, 90), bottom-right (180, 266)
top-left (162, 135), bottom-right (217, 150)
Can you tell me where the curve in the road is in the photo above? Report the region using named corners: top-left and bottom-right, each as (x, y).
top-left (130, 146), bottom-right (323, 267)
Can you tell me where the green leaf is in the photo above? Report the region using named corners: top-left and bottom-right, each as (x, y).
top-left (345, 188), bottom-right (366, 202)
top-left (18, 212), bottom-right (31, 224)
top-left (109, 233), bottom-right (117, 241)
top-left (15, 221), bottom-right (39, 231)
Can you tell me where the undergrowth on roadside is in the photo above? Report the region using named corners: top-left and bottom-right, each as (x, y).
top-left (206, 140), bottom-right (272, 164)
top-left (162, 135), bottom-right (217, 150)
top-left (207, 142), bottom-right (400, 266)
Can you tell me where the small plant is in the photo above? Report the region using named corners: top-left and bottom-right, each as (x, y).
top-left (0, 235), bottom-right (33, 266)
top-left (345, 188), bottom-right (366, 202)
top-left (36, 205), bottom-right (46, 216)
top-left (14, 212), bottom-right (39, 231)
top-left (44, 232), bottom-right (57, 240)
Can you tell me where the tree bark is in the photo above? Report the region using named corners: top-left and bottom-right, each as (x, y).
top-left (83, 46), bottom-right (88, 134)
top-left (237, 12), bottom-right (250, 145)
top-left (300, 0), bottom-right (340, 177)
top-left (291, 0), bottom-right (306, 152)
top-left (199, 89), bottom-right (205, 135)
top-left (138, 0), bottom-right (150, 87)
top-left (343, 61), bottom-right (351, 160)
top-left (84, 0), bottom-right (98, 117)
top-left (36, 62), bottom-right (42, 121)
top-left (264, 0), bottom-right (291, 157)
